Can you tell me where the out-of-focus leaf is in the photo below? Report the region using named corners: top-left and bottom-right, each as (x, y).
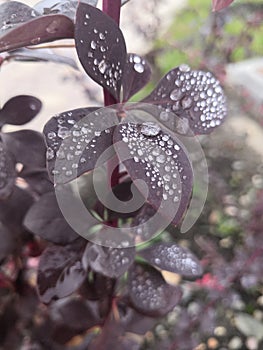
top-left (0, 140), bottom-right (16, 199)
top-left (23, 191), bottom-right (79, 244)
top-left (19, 167), bottom-right (54, 195)
top-left (7, 48), bottom-right (78, 69)
top-left (113, 121), bottom-right (193, 226)
top-left (34, 0), bottom-right (98, 20)
top-left (0, 1), bottom-right (40, 35)
top-left (212, 0), bottom-right (235, 12)
top-left (122, 53), bottom-right (151, 102)
top-left (37, 241), bottom-right (86, 303)
top-left (75, 3), bottom-right (127, 100)
top-left (2, 130), bottom-right (46, 168)
top-left (139, 242), bottom-right (203, 278)
top-left (234, 313), bottom-right (263, 341)
top-left (82, 243), bottom-right (135, 278)
top-left (142, 65), bottom-right (227, 135)
top-left (0, 222), bottom-right (16, 261)
top-left (0, 14), bottom-right (74, 53)
top-left (128, 263), bottom-right (181, 317)
top-left (0, 95), bottom-right (41, 126)
top-left (79, 272), bottom-right (115, 300)
top-left (43, 107), bottom-right (117, 184)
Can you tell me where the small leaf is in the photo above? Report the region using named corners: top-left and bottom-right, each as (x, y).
top-left (75, 3), bottom-right (127, 100)
top-left (0, 140), bottom-right (16, 199)
top-left (113, 121), bottom-right (193, 226)
top-left (23, 191), bottom-right (79, 245)
top-left (143, 65), bottom-right (227, 135)
top-left (128, 263), bottom-right (181, 317)
top-left (0, 14), bottom-right (74, 53)
top-left (122, 53), bottom-right (151, 101)
top-left (2, 130), bottom-right (46, 168)
top-left (37, 241), bottom-right (86, 303)
top-left (83, 243), bottom-right (135, 278)
top-left (0, 95), bottom-right (41, 126)
top-left (43, 107), bottom-right (117, 184)
top-left (139, 242), bottom-right (203, 278)
top-left (0, 1), bottom-right (40, 35)
top-left (212, 0), bottom-right (235, 12)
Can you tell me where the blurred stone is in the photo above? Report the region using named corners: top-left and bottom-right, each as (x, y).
top-left (228, 336), bottom-right (242, 349)
top-left (246, 336), bottom-right (258, 350)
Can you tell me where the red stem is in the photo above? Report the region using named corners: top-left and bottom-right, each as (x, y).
top-left (102, 0), bottom-right (121, 188)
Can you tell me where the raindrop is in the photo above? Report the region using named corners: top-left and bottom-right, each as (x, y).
top-left (140, 122), bottom-right (161, 137)
top-left (46, 147), bottom-right (54, 160)
top-left (90, 40), bottom-right (97, 49)
top-left (99, 33), bottom-right (106, 40)
top-left (170, 89), bottom-right (183, 101)
top-left (159, 111), bottom-right (170, 122)
top-left (134, 63), bottom-right (144, 73)
top-left (181, 96), bottom-right (193, 109)
top-left (58, 127), bottom-right (70, 139)
top-left (98, 60), bottom-right (108, 74)
top-left (179, 64), bottom-right (190, 72)
top-left (47, 132), bottom-right (56, 140)
top-left (156, 155), bottom-right (166, 164)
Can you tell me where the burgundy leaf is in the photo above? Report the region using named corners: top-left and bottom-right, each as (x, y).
top-left (113, 121), bottom-right (193, 226)
top-left (142, 65), bottom-right (227, 135)
top-left (23, 191), bottom-right (79, 245)
top-left (75, 3), bottom-right (127, 100)
top-left (80, 273), bottom-right (115, 301)
top-left (19, 167), bottom-right (54, 195)
top-left (82, 243), bottom-right (135, 278)
top-left (0, 223), bottom-right (16, 261)
top-left (37, 241), bottom-right (86, 303)
top-left (128, 263), bottom-right (182, 317)
top-left (0, 1), bottom-right (40, 35)
top-left (43, 107), bottom-right (117, 184)
top-left (0, 14), bottom-right (74, 53)
top-left (212, 0), bottom-right (235, 11)
top-left (34, 0), bottom-right (98, 20)
top-left (139, 242), bottom-right (203, 278)
top-left (1, 130), bottom-right (46, 168)
top-left (0, 95), bottom-right (42, 126)
top-left (122, 53), bottom-right (151, 101)
top-left (0, 140), bottom-right (16, 199)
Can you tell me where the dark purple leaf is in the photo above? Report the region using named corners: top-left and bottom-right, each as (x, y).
top-left (0, 1), bottom-right (40, 35)
top-left (0, 140), bottom-right (16, 199)
top-left (37, 241), bottom-right (86, 303)
top-left (82, 243), bottom-right (135, 278)
top-left (0, 223), bottom-right (16, 261)
top-left (139, 242), bottom-right (203, 278)
top-left (0, 95), bottom-right (42, 126)
top-left (43, 107), bottom-right (117, 184)
top-left (122, 53), bottom-right (151, 101)
top-left (23, 191), bottom-right (79, 245)
top-left (212, 0), bottom-right (235, 11)
top-left (80, 272), bottom-right (115, 300)
top-left (75, 3), bottom-right (127, 100)
top-left (34, 0), bottom-right (98, 20)
top-left (128, 263), bottom-right (181, 317)
top-left (0, 14), bottom-right (74, 53)
top-left (1, 130), bottom-right (46, 168)
top-left (19, 167), bottom-right (54, 195)
top-left (113, 121), bottom-right (193, 226)
top-left (142, 65), bottom-right (227, 135)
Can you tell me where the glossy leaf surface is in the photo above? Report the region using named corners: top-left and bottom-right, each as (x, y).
top-left (139, 242), bottom-right (203, 278)
top-left (24, 191), bottom-right (79, 245)
top-left (143, 65), bottom-right (227, 135)
top-left (113, 121), bottom-right (193, 226)
top-left (37, 241), bottom-right (86, 303)
top-left (75, 3), bottom-right (127, 100)
top-left (83, 243), bottom-right (135, 278)
top-left (0, 14), bottom-right (74, 53)
top-left (0, 95), bottom-right (42, 126)
top-left (128, 263), bottom-right (181, 317)
top-left (0, 140), bottom-right (16, 199)
top-left (43, 107), bottom-right (117, 183)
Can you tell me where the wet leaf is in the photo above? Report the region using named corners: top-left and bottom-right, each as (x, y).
top-left (75, 3), bottom-right (127, 100)
top-left (83, 243), bottom-right (135, 278)
top-left (2, 130), bottom-right (46, 168)
top-left (23, 191), bottom-right (79, 245)
top-left (0, 140), bottom-right (16, 199)
top-left (0, 14), bottom-right (74, 53)
top-left (128, 263), bottom-right (181, 317)
top-left (139, 242), bottom-right (203, 278)
top-left (143, 65), bottom-right (227, 135)
top-left (0, 1), bottom-right (40, 35)
top-left (113, 121), bottom-right (193, 226)
top-left (122, 53), bottom-right (151, 101)
top-left (0, 95), bottom-right (42, 126)
top-left (34, 0), bottom-right (98, 19)
top-left (43, 107), bottom-right (117, 184)
top-left (212, 0), bottom-right (235, 11)
top-left (37, 241), bottom-right (86, 303)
